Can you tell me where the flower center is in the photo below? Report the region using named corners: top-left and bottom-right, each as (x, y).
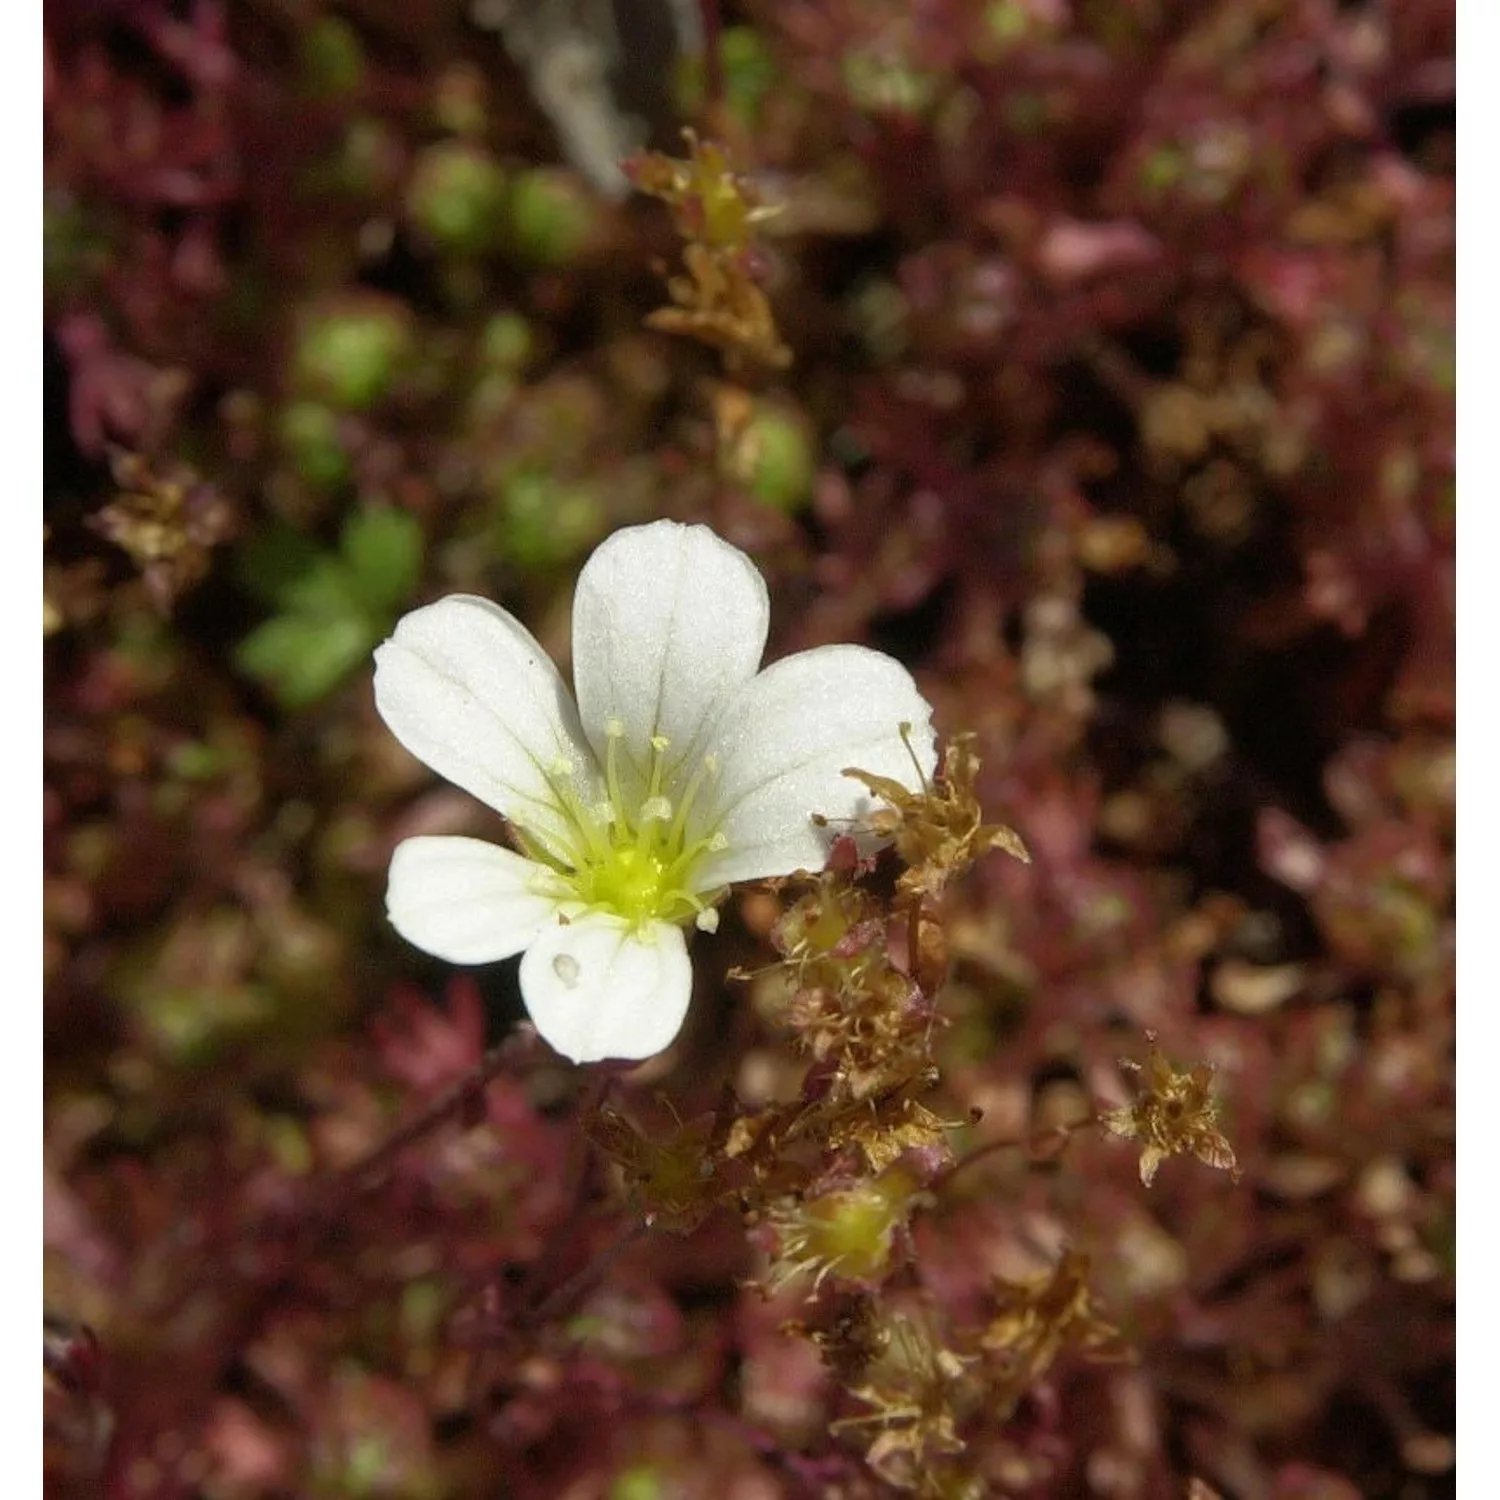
top-left (525, 720), bottom-right (728, 932)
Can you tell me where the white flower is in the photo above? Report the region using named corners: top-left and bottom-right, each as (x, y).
top-left (373, 519), bottom-right (936, 1064)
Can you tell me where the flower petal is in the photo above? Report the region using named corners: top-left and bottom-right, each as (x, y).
top-left (386, 836), bottom-right (564, 964)
top-left (373, 596), bottom-right (601, 862)
top-left (518, 914), bottom-right (692, 1063)
top-left (694, 644), bottom-right (937, 886)
top-left (571, 521), bottom-right (768, 798)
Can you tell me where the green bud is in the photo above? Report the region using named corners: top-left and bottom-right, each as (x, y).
top-left (406, 141), bottom-right (508, 255)
top-left (1004, 90), bottom-right (1051, 135)
top-left (984, 0), bottom-right (1031, 46)
top-left (44, 192), bottom-right (109, 293)
top-left (344, 1435), bottom-right (390, 1496)
top-left (721, 25), bottom-right (780, 124)
top-left (609, 1467), bottom-right (666, 1500)
top-left (432, 63), bottom-right (489, 137)
top-left (503, 168), bottom-right (597, 268)
top-left (841, 49), bottom-right (940, 118)
top-left (479, 311), bottom-right (535, 372)
top-left (468, 371), bottom-right (518, 427)
top-left (278, 400), bottom-right (349, 489)
top-left (300, 16), bottom-right (365, 98)
top-left (338, 117), bottom-right (402, 198)
top-left (265, 1116), bottom-right (313, 1176)
top-left (727, 402), bottom-right (816, 513)
top-left (294, 300), bottom-right (412, 411)
top-left (1140, 146), bottom-right (1185, 197)
top-left (340, 506), bottom-right (424, 613)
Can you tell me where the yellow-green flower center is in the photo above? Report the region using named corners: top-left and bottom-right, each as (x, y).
top-left (523, 721), bottom-right (728, 932)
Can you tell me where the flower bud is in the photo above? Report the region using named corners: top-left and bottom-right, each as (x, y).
top-left (294, 298), bottom-right (413, 412)
top-left (503, 169), bottom-right (598, 268)
top-left (406, 142), bottom-right (508, 256)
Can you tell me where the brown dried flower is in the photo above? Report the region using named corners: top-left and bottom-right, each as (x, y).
top-left (826, 1095), bottom-right (959, 1177)
top-left (834, 731), bottom-right (1030, 990)
top-left (646, 243), bottom-right (793, 371)
top-left (747, 869), bottom-right (940, 1105)
top-left (841, 731), bottom-right (1031, 907)
top-left (90, 450), bottom-right (233, 612)
top-left (979, 1249), bottom-right (1131, 1408)
top-left (626, 130), bottom-right (780, 251)
top-left (1100, 1034), bottom-right (1241, 1187)
top-left (835, 1311), bottom-right (976, 1492)
top-left (585, 1103), bottom-right (725, 1235)
top-left (627, 131), bottom-right (791, 371)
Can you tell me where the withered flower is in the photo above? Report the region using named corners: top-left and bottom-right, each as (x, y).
top-left (772, 873), bottom-right (891, 979)
top-left (626, 131), bottom-right (791, 371)
top-left (825, 1095), bottom-right (959, 1177)
top-left (646, 242), bottom-right (793, 372)
top-left (835, 1311), bottom-right (975, 1492)
top-left (841, 731), bottom-right (1031, 906)
top-left (1100, 1034), bottom-right (1241, 1187)
top-left (626, 130), bottom-right (780, 252)
top-left (750, 868), bottom-right (941, 1103)
top-left (585, 1103), bottom-right (724, 1235)
top-left (834, 731), bottom-right (1029, 990)
top-left (979, 1249), bottom-right (1130, 1406)
top-left (90, 450), bottom-right (233, 612)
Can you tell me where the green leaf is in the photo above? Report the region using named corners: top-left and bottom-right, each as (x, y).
top-left (341, 506), bottom-right (424, 613)
top-left (236, 612), bottom-right (374, 708)
top-left (236, 523), bottom-right (327, 608)
top-left (279, 555), bottom-right (365, 621)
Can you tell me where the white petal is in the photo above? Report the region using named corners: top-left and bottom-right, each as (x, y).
top-left (571, 521), bottom-right (768, 799)
top-left (693, 645), bottom-right (937, 887)
top-left (386, 836), bottom-right (563, 964)
top-left (373, 596), bottom-right (602, 862)
top-left (518, 914), bottom-right (692, 1064)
